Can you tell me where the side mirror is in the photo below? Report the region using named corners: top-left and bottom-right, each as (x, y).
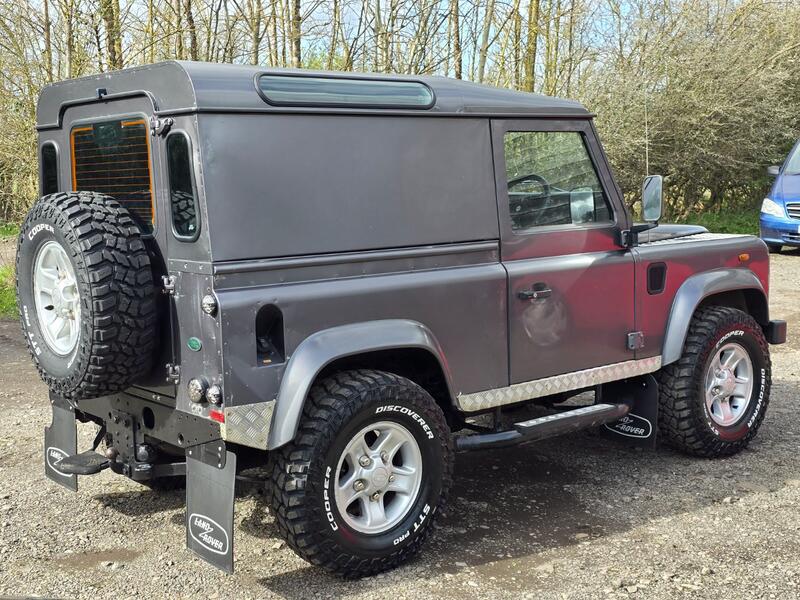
top-left (767, 165), bottom-right (781, 177)
top-left (642, 175), bottom-right (663, 222)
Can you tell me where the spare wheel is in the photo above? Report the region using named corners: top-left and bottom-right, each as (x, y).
top-left (16, 191), bottom-right (157, 399)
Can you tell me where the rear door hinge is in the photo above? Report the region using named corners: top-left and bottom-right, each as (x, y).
top-left (149, 116), bottom-right (173, 137)
top-left (162, 275), bottom-right (176, 295)
top-left (165, 363), bottom-right (181, 384)
top-left (627, 331), bottom-right (645, 351)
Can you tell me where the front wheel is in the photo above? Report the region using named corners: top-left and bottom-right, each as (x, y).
top-left (268, 370), bottom-right (453, 578)
top-left (657, 306), bottom-right (771, 457)
top-left (767, 243), bottom-right (782, 254)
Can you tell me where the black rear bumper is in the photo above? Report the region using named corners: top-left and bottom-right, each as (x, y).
top-left (45, 392), bottom-right (237, 573)
top-left (766, 320), bottom-right (787, 345)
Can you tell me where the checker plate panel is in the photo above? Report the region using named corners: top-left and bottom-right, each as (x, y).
top-left (457, 356), bottom-right (662, 412)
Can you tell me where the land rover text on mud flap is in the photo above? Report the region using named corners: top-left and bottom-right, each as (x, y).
top-left (17, 61), bottom-right (787, 577)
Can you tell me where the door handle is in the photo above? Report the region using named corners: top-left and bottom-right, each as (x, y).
top-left (517, 283), bottom-right (552, 300)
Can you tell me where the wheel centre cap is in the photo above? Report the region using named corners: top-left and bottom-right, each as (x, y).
top-left (718, 370), bottom-right (736, 396)
top-left (370, 466), bottom-right (389, 488)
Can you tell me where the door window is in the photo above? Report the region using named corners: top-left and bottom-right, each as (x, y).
top-left (503, 131), bottom-right (612, 231)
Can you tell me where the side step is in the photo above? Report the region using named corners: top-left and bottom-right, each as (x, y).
top-left (455, 402), bottom-right (631, 451)
top-left (56, 450), bottom-right (110, 475)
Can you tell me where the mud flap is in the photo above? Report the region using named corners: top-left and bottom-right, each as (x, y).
top-left (44, 397), bottom-right (78, 491)
top-left (186, 440), bottom-right (236, 573)
top-left (601, 374), bottom-right (659, 449)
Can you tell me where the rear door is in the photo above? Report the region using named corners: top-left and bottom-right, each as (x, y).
top-left (65, 99), bottom-right (177, 397)
top-left (491, 119), bottom-right (636, 384)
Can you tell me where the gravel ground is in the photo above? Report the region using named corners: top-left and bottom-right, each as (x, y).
top-left (1, 250), bottom-right (800, 599)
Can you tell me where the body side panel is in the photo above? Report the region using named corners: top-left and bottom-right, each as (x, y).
top-left (633, 234), bottom-right (769, 364)
top-left (214, 244), bottom-right (508, 413)
top-left (197, 113), bottom-right (499, 260)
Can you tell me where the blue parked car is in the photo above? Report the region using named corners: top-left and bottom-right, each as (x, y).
top-left (760, 140), bottom-right (800, 253)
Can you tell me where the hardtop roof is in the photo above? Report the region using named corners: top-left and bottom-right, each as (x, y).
top-left (37, 60), bottom-right (591, 129)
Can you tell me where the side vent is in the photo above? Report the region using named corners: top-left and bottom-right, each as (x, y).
top-left (647, 262), bottom-right (667, 295)
top-left (256, 305), bottom-right (285, 366)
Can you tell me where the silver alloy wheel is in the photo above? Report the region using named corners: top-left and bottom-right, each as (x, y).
top-left (334, 421), bottom-right (423, 535)
top-left (704, 342), bottom-right (754, 427)
top-left (33, 240), bottom-right (81, 356)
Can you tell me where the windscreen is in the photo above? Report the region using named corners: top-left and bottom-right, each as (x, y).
top-left (784, 143), bottom-right (800, 175)
top-left (71, 118), bottom-right (154, 233)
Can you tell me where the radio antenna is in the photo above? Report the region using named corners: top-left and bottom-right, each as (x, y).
top-left (644, 84), bottom-right (650, 176)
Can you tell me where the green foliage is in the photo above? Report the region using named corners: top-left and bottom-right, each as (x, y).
top-left (0, 265), bottom-right (16, 319)
top-left (0, 225), bottom-right (18, 319)
top-left (676, 209), bottom-right (760, 236)
top-left (0, 0), bottom-right (798, 228)
top-left (0, 223), bottom-right (20, 238)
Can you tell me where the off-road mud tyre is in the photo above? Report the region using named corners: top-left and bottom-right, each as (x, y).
top-left (170, 190), bottom-right (197, 238)
top-left (268, 369), bottom-right (454, 578)
top-left (656, 306), bottom-right (770, 457)
top-left (16, 191), bottom-right (157, 399)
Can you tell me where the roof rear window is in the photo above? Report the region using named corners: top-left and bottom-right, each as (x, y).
top-left (257, 75), bottom-right (434, 109)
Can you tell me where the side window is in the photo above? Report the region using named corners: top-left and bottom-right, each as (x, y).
top-left (503, 131), bottom-right (613, 231)
top-left (71, 118), bottom-right (154, 234)
top-left (166, 133), bottom-right (199, 239)
top-left (41, 143), bottom-right (58, 195)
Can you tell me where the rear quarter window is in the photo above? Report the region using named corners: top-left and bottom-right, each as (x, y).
top-left (41, 143), bottom-right (58, 196)
top-left (166, 133), bottom-right (199, 240)
top-left (71, 118), bottom-right (154, 233)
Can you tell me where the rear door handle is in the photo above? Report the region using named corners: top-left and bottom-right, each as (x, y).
top-left (517, 283), bottom-right (552, 300)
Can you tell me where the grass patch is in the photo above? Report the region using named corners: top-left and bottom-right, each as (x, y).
top-left (676, 209), bottom-right (759, 236)
top-left (0, 223), bottom-right (19, 239)
top-left (0, 265), bottom-right (16, 319)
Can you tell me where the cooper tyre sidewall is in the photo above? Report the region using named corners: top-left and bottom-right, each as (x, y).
top-left (319, 399), bottom-right (445, 556)
top-left (696, 324), bottom-right (768, 443)
top-left (17, 211), bottom-right (90, 386)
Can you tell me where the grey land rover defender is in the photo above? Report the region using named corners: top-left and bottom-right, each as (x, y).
top-left (17, 61), bottom-right (786, 577)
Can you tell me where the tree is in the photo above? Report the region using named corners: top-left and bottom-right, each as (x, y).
top-left (0, 0), bottom-right (799, 223)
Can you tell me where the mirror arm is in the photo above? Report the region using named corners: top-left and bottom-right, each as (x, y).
top-left (620, 221), bottom-right (658, 248)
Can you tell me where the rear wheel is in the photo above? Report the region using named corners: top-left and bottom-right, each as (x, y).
top-left (656, 306), bottom-right (770, 457)
top-left (268, 369), bottom-right (453, 578)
